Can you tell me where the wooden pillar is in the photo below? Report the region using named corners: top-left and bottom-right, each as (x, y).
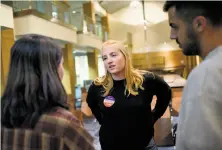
top-left (83, 1), bottom-right (96, 23)
top-left (1, 61), bottom-right (4, 96)
top-left (196, 56), bottom-right (202, 65)
top-left (101, 14), bottom-right (109, 41)
top-left (126, 32), bottom-right (133, 54)
top-left (63, 44), bottom-right (76, 114)
top-left (183, 56), bottom-right (198, 79)
top-left (87, 49), bottom-right (99, 80)
top-left (1, 29), bottom-right (14, 95)
top-left (83, 1), bottom-right (96, 33)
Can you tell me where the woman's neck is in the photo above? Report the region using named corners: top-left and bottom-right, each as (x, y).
top-left (111, 72), bottom-right (125, 81)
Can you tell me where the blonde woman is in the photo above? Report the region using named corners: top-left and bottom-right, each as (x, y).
top-left (86, 40), bottom-right (171, 150)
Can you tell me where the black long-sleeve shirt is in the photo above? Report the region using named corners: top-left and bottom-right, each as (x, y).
top-left (86, 73), bottom-right (172, 150)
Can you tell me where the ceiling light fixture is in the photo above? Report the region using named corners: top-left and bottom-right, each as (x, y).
top-left (52, 12), bottom-right (58, 18)
top-left (130, 0), bottom-right (141, 8)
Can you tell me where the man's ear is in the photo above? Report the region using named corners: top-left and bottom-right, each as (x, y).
top-left (192, 16), bottom-right (207, 33)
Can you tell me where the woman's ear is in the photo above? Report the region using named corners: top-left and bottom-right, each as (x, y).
top-left (58, 57), bottom-right (64, 80)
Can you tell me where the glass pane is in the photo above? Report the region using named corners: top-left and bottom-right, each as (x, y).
top-left (75, 55), bottom-right (89, 87)
top-left (36, 1), bottom-right (45, 13)
top-left (12, 1), bottom-right (30, 12)
top-left (52, 4), bottom-right (58, 19)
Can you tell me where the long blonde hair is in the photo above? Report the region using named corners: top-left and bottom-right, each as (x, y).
top-left (94, 40), bottom-right (149, 97)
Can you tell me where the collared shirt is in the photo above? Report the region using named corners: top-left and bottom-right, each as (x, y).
top-left (1, 107), bottom-right (95, 150)
top-left (176, 46), bottom-right (222, 150)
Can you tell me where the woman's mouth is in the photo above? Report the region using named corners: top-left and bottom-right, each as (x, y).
top-left (109, 65), bottom-right (115, 69)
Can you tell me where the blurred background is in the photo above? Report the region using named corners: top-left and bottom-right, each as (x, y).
top-left (1, 1), bottom-right (201, 149)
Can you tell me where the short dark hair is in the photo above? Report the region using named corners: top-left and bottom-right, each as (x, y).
top-left (163, 1), bottom-right (222, 26)
top-left (1, 34), bottom-right (68, 128)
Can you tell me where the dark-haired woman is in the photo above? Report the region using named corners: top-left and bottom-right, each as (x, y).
top-left (1, 34), bottom-right (95, 150)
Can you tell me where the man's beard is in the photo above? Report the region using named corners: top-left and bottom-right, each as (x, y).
top-left (181, 28), bottom-right (201, 56)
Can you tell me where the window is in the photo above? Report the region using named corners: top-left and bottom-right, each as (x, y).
top-left (75, 53), bottom-right (89, 87)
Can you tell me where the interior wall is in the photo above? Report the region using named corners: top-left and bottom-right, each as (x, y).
top-left (107, 2), bottom-right (179, 53)
top-left (0, 4), bottom-right (14, 28)
top-left (14, 15), bottom-right (77, 44)
top-left (108, 16), bottom-right (135, 42)
top-left (77, 33), bottom-right (103, 50)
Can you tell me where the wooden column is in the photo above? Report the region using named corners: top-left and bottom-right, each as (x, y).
top-left (183, 56), bottom-right (198, 79)
top-left (196, 56), bottom-right (202, 65)
top-left (83, 1), bottom-right (96, 23)
top-left (83, 1), bottom-right (96, 33)
top-left (126, 32), bottom-right (133, 54)
top-left (101, 14), bottom-right (109, 41)
top-left (63, 44), bottom-right (76, 114)
top-left (1, 29), bottom-right (14, 95)
top-left (1, 61), bottom-right (4, 96)
top-left (87, 49), bottom-right (99, 80)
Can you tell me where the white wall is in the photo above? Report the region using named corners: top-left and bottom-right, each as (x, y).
top-left (108, 2), bottom-right (179, 53)
top-left (108, 15), bottom-right (137, 43)
top-left (0, 4), bottom-right (14, 28)
top-left (14, 15), bottom-right (77, 44)
top-left (110, 3), bottom-right (144, 26)
top-left (77, 33), bottom-right (103, 50)
top-left (132, 20), bottom-right (179, 53)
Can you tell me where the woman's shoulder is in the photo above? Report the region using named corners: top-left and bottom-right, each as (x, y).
top-left (35, 107), bottom-right (94, 149)
top-left (49, 107), bottom-right (81, 124)
top-left (35, 107), bottom-right (94, 139)
top-left (142, 71), bottom-right (165, 85)
top-left (36, 107), bottom-right (81, 129)
top-left (142, 71), bottom-right (156, 80)
top-left (90, 78), bottom-right (104, 89)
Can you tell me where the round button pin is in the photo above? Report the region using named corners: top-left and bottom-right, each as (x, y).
top-left (103, 96), bottom-right (115, 107)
